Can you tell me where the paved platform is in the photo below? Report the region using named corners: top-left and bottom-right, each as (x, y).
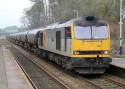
top-left (111, 58), bottom-right (125, 68)
top-left (0, 46), bottom-right (33, 89)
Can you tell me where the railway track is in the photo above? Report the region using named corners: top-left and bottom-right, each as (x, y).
top-left (103, 74), bottom-right (125, 88)
top-left (83, 77), bottom-right (123, 89)
top-left (10, 47), bottom-right (69, 89)
top-left (10, 45), bottom-right (125, 89)
top-left (76, 73), bottom-right (125, 89)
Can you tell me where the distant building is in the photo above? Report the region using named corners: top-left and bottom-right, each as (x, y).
top-left (3, 26), bottom-right (19, 33)
top-left (0, 26), bottom-right (19, 39)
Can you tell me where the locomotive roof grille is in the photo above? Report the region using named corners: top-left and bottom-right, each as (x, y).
top-left (85, 16), bottom-right (97, 21)
top-left (73, 16), bottom-right (107, 26)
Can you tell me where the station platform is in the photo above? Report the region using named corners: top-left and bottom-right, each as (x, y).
top-left (0, 46), bottom-right (33, 89)
top-left (111, 57), bottom-right (125, 68)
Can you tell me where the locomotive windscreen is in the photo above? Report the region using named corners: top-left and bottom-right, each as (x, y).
top-left (92, 26), bottom-right (108, 39)
top-left (74, 25), bottom-right (108, 39)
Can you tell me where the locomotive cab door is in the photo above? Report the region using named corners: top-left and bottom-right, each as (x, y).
top-left (65, 27), bottom-right (71, 51)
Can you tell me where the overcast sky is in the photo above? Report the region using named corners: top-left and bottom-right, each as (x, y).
top-left (0, 0), bottom-right (32, 28)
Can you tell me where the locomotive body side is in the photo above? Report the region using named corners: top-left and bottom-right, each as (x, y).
top-left (39, 26), bottom-right (72, 57)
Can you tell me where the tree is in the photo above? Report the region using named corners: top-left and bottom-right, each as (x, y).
top-left (22, 0), bottom-right (125, 30)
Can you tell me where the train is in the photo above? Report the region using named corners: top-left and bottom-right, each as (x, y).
top-left (7, 16), bottom-right (112, 74)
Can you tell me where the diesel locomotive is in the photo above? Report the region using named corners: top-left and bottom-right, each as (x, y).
top-left (8, 16), bottom-right (112, 74)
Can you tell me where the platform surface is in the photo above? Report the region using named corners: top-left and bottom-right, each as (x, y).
top-left (0, 46), bottom-right (33, 89)
top-left (111, 57), bottom-right (125, 68)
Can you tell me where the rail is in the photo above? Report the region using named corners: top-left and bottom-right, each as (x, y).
top-left (11, 47), bottom-right (70, 89)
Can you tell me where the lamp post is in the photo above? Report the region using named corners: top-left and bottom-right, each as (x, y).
top-left (73, 10), bottom-right (79, 18)
top-left (119, 0), bottom-right (123, 55)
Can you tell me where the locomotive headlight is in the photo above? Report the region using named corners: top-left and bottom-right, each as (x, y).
top-left (74, 51), bottom-right (79, 55)
top-left (104, 51), bottom-right (108, 54)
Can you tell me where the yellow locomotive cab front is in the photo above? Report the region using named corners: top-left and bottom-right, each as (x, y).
top-left (69, 20), bottom-right (112, 73)
top-left (71, 24), bottom-right (111, 58)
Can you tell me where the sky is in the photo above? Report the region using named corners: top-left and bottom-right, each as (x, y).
top-left (0, 0), bottom-right (32, 28)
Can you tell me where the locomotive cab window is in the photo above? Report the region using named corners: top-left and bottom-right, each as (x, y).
top-left (74, 26), bottom-right (91, 39)
top-left (65, 27), bottom-right (71, 39)
top-left (92, 26), bottom-right (108, 39)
